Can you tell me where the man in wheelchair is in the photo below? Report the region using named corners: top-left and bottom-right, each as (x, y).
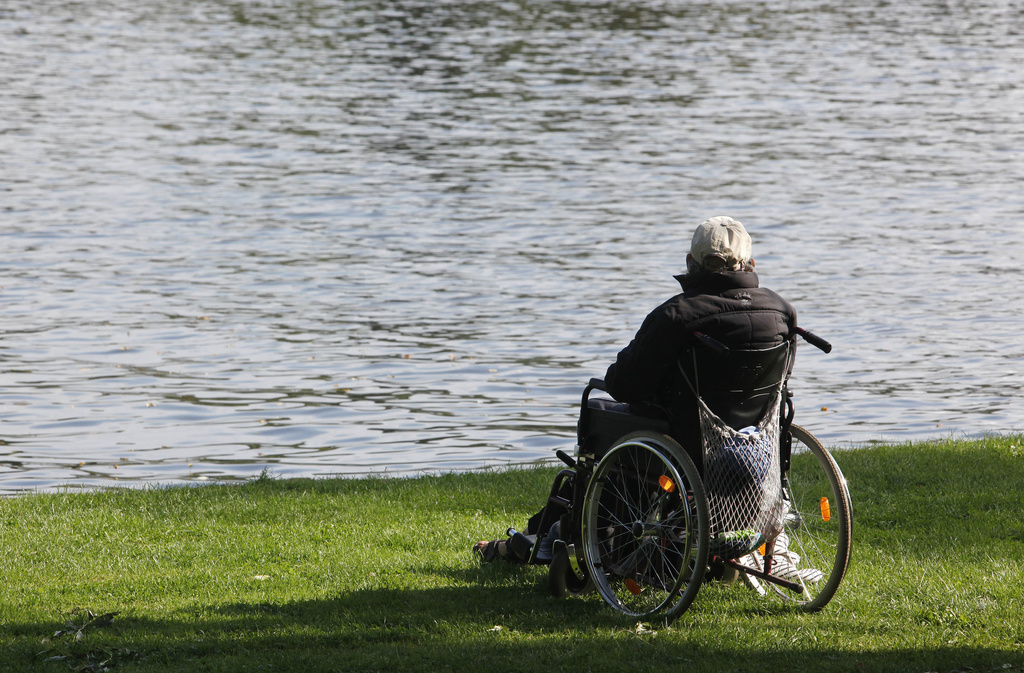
top-left (475, 216), bottom-right (798, 565)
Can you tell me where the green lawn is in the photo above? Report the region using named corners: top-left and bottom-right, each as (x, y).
top-left (2, 436), bottom-right (1023, 672)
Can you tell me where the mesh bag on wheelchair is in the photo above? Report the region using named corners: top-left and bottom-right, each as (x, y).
top-left (699, 387), bottom-right (785, 558)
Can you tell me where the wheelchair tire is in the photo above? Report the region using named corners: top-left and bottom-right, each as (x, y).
top-left (548, 547), bottom-right (594, 597)
top-left (770, 424), bottom-right (852, 612)
top-left (581, 431), bottom-right (710, 620)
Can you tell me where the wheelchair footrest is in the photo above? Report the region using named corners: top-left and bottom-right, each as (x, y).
top-left (723, 556), bottom-right (803, 593)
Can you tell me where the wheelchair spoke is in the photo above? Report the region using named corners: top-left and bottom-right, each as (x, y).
top-left (594, 479), bottom-right (634, 530)
top-left (765, 425), bottom-right (851, 611)
top-left (582, 435), bottom-right (709, 619)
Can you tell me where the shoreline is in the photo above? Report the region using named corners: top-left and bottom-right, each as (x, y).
top-left (2, 430), bottom-right (1021, 499)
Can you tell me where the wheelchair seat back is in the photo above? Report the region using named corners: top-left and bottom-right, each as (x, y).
top-left (576, 340), bottom-right (791, 462)
top-left (677, 340), bottom-right (791, 430)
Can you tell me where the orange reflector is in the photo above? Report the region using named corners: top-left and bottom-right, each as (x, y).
top-left (658, 475), bottom-right (676, 493)
top-left (624, 579), bottom-right (643, 595)
top-left (820, 497), bottom-right (831, 522)
top-left (758, 543), bottom-right (767, 555)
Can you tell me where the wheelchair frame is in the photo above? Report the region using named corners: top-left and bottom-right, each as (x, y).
top-left (523, 328), bottom-right (852, 619)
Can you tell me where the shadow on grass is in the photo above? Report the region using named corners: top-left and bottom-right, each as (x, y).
top-left (8, 566), bottom-right (1023, 673)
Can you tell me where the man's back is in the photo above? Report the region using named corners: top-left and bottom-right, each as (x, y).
top-left (604, 268), bottom-right (796, 407)
top-left (603, 218), bottom-right (797, 464)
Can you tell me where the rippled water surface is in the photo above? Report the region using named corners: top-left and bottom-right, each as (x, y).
top-left (2, 0), bottom-right (1023, 495)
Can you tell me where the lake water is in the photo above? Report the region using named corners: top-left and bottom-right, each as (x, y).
top-left (2, 0), bottom-right (1023, 495)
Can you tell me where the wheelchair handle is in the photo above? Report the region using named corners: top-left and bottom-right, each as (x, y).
top-left (795, 326), bottom-right (832, 354)
top-left (693, 328), bottom-right (831, 355)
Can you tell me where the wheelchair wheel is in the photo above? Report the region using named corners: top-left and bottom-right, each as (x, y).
top-left (770, 424), bottom-right (852, 611)
top-left (581, 432), bottom-right (710, 619)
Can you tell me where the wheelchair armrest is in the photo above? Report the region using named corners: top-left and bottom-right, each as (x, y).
top-left (578, 379), bottom-right (608, 447)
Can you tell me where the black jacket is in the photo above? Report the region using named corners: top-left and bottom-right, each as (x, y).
top-left (604, 269), bottom-right (797, 454)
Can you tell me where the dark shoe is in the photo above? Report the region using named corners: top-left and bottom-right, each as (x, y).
top-left (474, 528), bottom-right (534, 563)
top-left (473, 539), bottom-right (513, 563)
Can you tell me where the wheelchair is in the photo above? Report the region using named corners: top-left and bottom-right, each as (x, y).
top-left (517, 327), bottom-right (851, 620)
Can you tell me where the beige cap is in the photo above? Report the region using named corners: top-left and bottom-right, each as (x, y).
top-left (690, 216), bottom-right (752, 271)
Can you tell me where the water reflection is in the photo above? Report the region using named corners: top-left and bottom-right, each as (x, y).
top-left (1, 0), bottom-right (1022, 494)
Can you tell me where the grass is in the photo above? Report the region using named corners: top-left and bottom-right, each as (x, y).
top-left (2, 436), bottom-right (1023, 672)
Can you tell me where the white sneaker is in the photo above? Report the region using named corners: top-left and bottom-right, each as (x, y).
top-left (736, 532), bottom-right (823, 592)
top-left (771, 532), bottom-right (823, 583)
